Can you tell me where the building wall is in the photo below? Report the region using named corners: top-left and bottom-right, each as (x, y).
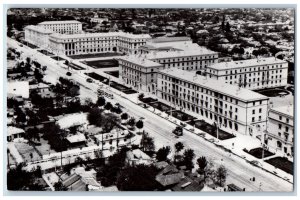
top-left (207, 60), bottom-right (288, 90)
top-left (156, 72), bottom-right (269, 136)
top-left (266, 109), bottom-right (294, 156)
top-left (38, 22), bottom-right (82, 34)
top-left (49, 34), bottom-right (149, 56)
top-left (24, 27), bottom-right (51, 48)
top-left (119, 59), bottom-right (164, 94)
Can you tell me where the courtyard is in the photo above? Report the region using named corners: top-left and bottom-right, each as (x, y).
top-left (69, 52), bottom-right (123, 59)
top-left (82, 59), bottom-right (119, 69)
top-left (244, 147), bottom-right (275, 159)
top-left (265, 157), bottom-right (293, 175)
top-left (104, 70), bottom-right (119, 78)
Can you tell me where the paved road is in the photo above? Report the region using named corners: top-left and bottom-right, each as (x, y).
top-left (8, 38), bottom-right (293, 192)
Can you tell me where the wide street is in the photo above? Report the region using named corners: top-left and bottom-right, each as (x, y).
top-left (7, 38), bottom-right (293, 192)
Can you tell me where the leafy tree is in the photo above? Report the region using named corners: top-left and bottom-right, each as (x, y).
top-left (83, 97), bottom-right (94, 107)
top-left (156, 146), bottom-right (171, 161)
top-left (116, 165), bottom-right (159, 191)
top-left (101, 113), bottom-right (121, 132)
top-left (175, 142), bottom-right (184, 153)
top-left (138, 93), bottom-right (144, 100)
top-left (183, 149), bottom-right (195, 170)
top-left (136, 120), bottom-right (144, 131)
top-left (87, 107), bottom-right (103, 126)
top-left (54, 181), bottom-right (68, 191)
top-left (128, 117), bottom-right (136, 128)
top-left (215, 165), bottom-right (227, 186)
top-left (196, 156), bottom-right (208, 175)
top-left (104, 102), bottom-right (113, 111)
top-left (121, 113), bottom-right (129, 121)
top-left (96, 96), bottom-right (106, 107)
top-left (140, 133), bottom-right (155, 153)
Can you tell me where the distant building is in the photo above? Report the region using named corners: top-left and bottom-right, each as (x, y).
top-left (126, 149), bottom-right (154, 166)
top-left (90, 17), bottom-right (108, 24)
top-left (7, 126), bottom-right (25, 142)
top-left (206, 57), bottom-right (288, 90)
top-left (157, 68), bottom-right (269, 136)
top-left (266, 105), bottom-right (294, 157)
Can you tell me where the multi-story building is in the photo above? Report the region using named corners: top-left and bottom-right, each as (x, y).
top-left (266, 105), bottom-right (294, 157)
top-left (206, 57), bottom-right (288, 90)
top-left (119, 55), bottom-right (164, 94)
top-left (48, 32), bottom-right (151, 56)
top-left (37, 20), bottom-right (82, 34)
top-left (157, 68), bottom-right (269, 136)
top-left (24, 25), bottom-right (53, 48)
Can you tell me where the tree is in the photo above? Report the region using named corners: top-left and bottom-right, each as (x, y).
top-left (183, 149), bottom-right (195, 170)
top-left (84, 97), bottom-right (94, 107)
top-left (54, 181), bottom-right (68, 191)
top-left (69, 85), bottom-right (80, 98)
top-left (196, 156), bottom-right (208, 176)
top-left (136, 120), bottom-right (144, 131)
top-left (116, 165), bottom-right (159, 191)
top-left (128, 117), bottom-right (136, 129)
top-left (87, 107), bottom-right (103, 126)
top-left (121, 113), bottom-right (129, 121)
top-left (138, 93), bottom-right (144, 100)
top-left (101, 113), bottom-right (121, 132)
top-left (96, 96), bottom-right (106, 107)
top-left (215, 165), bottom-right (227, 186)
top-left (104, 102), bottom-right (113, 111)
top-left (225, 22), bottom-right (230, 32)
top-left (34, 68), bottom-right (43, 82)
top-left (174, 142), bottom-right (184, 163)
top-left (140, 133), bottom-right (155, 153)
top-left (156, 146), bottom-right (171, 161)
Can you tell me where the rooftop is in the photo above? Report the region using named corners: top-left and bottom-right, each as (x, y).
top-left (66, 133), bottom-right (86, 143)
top-left (25, 25), bottom-right (54, 34)
top-left (119, 55), bottom-right (164, 68)
top-left (159, 68), bottom-right (268, 102)
top-left (7, 126), bottom-right (25, 137)
top-left (207, 57), bottom-right (287, 71)
top-left (38, 20), bottom-right (82, 25)
top-left (271, 105), bottom-right (294, 118)
top-left (8, 81), bottom-right (29, 98)
top-left (151, 37), bottom-right (191, 43)
top-left (56, 113), bottom-right (88, 129)
top-left (49, 31), bottom-right (151, 40)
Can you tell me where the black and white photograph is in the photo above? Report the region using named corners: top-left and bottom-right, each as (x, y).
top-left (3, 2), bottom-right (296, 195)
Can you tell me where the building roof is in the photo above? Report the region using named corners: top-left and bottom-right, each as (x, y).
top-left (94, 129), bottom-right (129, 142)
top-left (29, 83), bottom-right (50, 90)
top-left (56, 113), bottom-right (88, 129)
top-left (151, 37), bottom-right (191, 43)
top-left (126, 149), bottom-right (152, 161)
top-left (159, 68), bottom-right (268, 102)
top-left (66, 133), bottom-right (86, 143)
top-left (119, 55), bottom-right (164, 68)
top-left (7, 126), bottom-right (25, 137)
top-left (8, 81), bottom-right (29, 98)
top-left (171, 177), bottom-right (204, 191)
top-left (38, 20), bottom-right (82, 25)
top-left (49, 31), bottom-right (151, 40)
top-left (156, 172), bottom-right (185, 187)
top-left (271, 105), bottom-right (294, 118)
top-left (25, 25), bottom-right (53, 34)
top-left (207, 57), bottom-right (287, 71)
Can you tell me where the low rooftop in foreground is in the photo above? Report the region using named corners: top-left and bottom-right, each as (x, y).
top-left (207, 57), bottom-right (287, 70)
top-left (159, 68), bottom-right (269, 102)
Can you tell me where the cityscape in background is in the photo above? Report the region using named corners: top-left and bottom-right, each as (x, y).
top-left (6, 7), bottom-right (294, 192)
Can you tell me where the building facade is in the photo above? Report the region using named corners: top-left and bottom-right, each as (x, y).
top-left (24, 25), bottom-right (53, 48)
top-left (266, 105), bottom-right (294, 157)
top-left (157, 68), bottom-right (269, 136)
top-left (206, 57), bottom-right (288, 90)
top-left (118, 55), bottom-right (164, 94)
top-left (48, 32), bottom-right (151, 56)
top-left (37, 20), bottom-right (82, 34)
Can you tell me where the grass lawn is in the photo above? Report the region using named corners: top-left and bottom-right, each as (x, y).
top-left (254, 88), bottom-right (289, 97)
top-left (188, 120), bottom-right (235, 140)
top-left (265, 157), bottom-right (293, 175)
top-left (68, 52), bottom-right (123, 59)
top-left (245, 147), bottom-right (275, 159)
top-left (38, 49), bottom-right (54, 56)
top-left (105, 70), bottom-right (119, 78)
top-left (83, 59), bottom-right (119, 69)
top-left (149, 101), bottom-right (174, 112)
top-left (166, 110), bottom-right (195, 122)
top-left (69, 63), bottom-right (85, 70)
top-left (85, 72), bottom-right (107, 82)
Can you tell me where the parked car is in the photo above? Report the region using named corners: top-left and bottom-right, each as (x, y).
top-left (66, 72), bottom-right (72, 76)
top-left (86, 78), bottom-right (93, 83)
top-left (173, 126), bottom-right (183, 136)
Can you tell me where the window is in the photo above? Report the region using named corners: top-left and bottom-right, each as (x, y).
top-left (286, 118), bottom-right (289, 123)
top-left (259, 108), bottom-right (262, 113)
top-left (278, 124), bottom-right (282, 129)
top-left (252, 109), bottom-right (255, 114)
top-left (285, 127), bottom-right (289, 132)
top-left (252, 117), bottom-right (255, 122)
top-left (279, 116), bottom-right (282, 120)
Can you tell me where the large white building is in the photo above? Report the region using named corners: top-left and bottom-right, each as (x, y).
top-left (206, 57), bottom-right (288, 90)
top-left (48, 32), bottom-right (151, 56)
top-left (266, 105), bottom-right (294, 157)
top-left (24, 25), bottom-right (53, 48)
top-left (37, 20), bottom-right (82, 34)
top-left (119, 55), bottom-right (164, 94)
top-left (157, 68), bottom-right (270, 136)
